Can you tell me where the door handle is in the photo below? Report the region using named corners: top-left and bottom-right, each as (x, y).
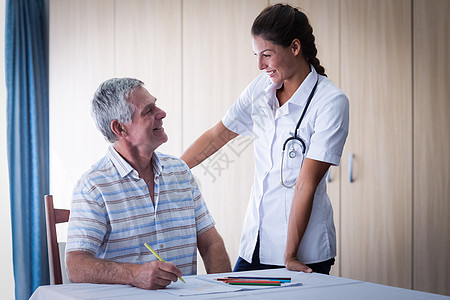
top-left (349, 153), bottom-right (354, 183)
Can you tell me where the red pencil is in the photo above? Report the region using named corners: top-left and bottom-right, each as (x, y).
top-left (225, 279), bottom-right (281, 284)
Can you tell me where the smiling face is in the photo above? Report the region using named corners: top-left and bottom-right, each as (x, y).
top-left (123, 86), bottom-right (168, 153)
top-left (252, 35), bottom-right (299, 84)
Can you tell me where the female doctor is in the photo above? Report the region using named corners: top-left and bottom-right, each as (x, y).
top-left (181, 4), bottom-right (349, 274)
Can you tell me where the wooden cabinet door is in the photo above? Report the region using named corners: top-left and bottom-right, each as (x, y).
top-left (182, 0), bottom-right (267, 273)
top-left (340, 0), bottom-right (413, 289)
top-left (413, 0), bottom-right (450, 295)
top-left (49, 0), bottom-right (115, 204)
top-left (115, 0), bottom-right (183, 156)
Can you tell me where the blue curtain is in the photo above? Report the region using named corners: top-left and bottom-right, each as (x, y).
top-left (5, 0), bottom-right (50, 299)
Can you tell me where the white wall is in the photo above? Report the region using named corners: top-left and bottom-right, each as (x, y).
top-left (0, 0), bottom-right (16, 298)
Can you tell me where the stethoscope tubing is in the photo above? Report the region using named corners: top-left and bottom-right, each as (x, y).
top-left (280, 76), bottom-right (319, 188)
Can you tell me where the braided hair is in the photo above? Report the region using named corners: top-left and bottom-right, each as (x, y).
top-left (251, 3), bottom-right (326, 77)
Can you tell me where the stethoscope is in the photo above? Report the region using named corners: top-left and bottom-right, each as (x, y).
top-left (280, 77), bottom-right (319, 188)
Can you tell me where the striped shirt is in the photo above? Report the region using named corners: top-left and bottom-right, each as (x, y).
top-left (66, 146), bottom-right (215, 275)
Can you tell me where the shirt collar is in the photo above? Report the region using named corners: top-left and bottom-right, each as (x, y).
top-left (152, 152), bottom-right (163, 177)
top-left (106, 145), bottom-right (163, 178)
top-left (288, 64), bottom-right (319, 107)
top-left (263, 64), bottom-right (319, 108)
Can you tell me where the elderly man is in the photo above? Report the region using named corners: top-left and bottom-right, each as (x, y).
top-left (66, 78), bottom-right (231, 289)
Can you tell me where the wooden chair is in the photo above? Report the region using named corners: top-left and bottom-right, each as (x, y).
top-left (44, 195), bottom-right (70, 285)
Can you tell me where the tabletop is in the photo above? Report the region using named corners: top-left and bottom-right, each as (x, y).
top-left (30, 268), bottom-right (449, 300)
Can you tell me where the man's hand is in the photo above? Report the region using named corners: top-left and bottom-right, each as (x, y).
top-left (130, 260), bottom-right (183, 290)
top-left (284, 256), bottom-right (312, 273)
top-left (66, 251), bottom-right (183, 290)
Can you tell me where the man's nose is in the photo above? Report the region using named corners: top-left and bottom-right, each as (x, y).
top-left (156, 108), bottom-right (166, 119)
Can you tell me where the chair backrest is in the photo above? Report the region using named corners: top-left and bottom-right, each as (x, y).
top-left (44, 195), bottom-right (70, 285)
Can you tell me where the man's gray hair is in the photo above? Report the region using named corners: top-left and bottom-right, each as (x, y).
top-left (91, 78), bottom-right (144, 143)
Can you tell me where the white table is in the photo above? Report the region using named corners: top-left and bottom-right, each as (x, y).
top-left (30, 268), bottom-right (449, 300)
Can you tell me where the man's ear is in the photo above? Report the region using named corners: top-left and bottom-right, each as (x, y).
top-left (111, 119), bottom-right (127, 138)
top-left (291, 38), bottom-right (301, 56)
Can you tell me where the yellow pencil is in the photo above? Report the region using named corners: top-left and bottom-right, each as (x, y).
top-left (144, 243), bottom-right (186, 283)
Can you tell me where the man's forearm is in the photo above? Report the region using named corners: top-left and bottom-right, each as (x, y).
top-left (197, 227), bottom-right (232, 274)
top-left (202, 241), bottom-right (232, 274)
top-left (66, 251), bottom-right (135, 285)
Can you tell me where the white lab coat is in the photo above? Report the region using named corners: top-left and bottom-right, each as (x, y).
top-left (222, 66), bottom-right (349, 265)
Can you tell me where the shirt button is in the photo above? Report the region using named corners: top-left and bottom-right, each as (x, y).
top-left (143, 186), bottom-right (147, 190)
top-left (160, 244), bottom-right (164, 249)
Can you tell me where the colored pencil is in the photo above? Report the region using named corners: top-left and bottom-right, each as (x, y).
top-left (224, 280), bottom-right (281, 284)
top-left (216, 278), bottom-right (281, 283)
top-left (226, 276), bottom-right (291, 283)
top-left (228, 282), bottom-right (281, 286)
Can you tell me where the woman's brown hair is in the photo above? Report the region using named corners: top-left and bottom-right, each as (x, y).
top-left (251, 3), bottom-right (326, 77)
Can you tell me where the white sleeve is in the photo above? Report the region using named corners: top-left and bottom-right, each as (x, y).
top-left (222, 80), bottom-right (257, 137)
top-left (307, 93), bottom-right (350, 166)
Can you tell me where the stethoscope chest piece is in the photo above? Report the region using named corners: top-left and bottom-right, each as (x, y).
top-left (288, 150), bottom-right (296, 159)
